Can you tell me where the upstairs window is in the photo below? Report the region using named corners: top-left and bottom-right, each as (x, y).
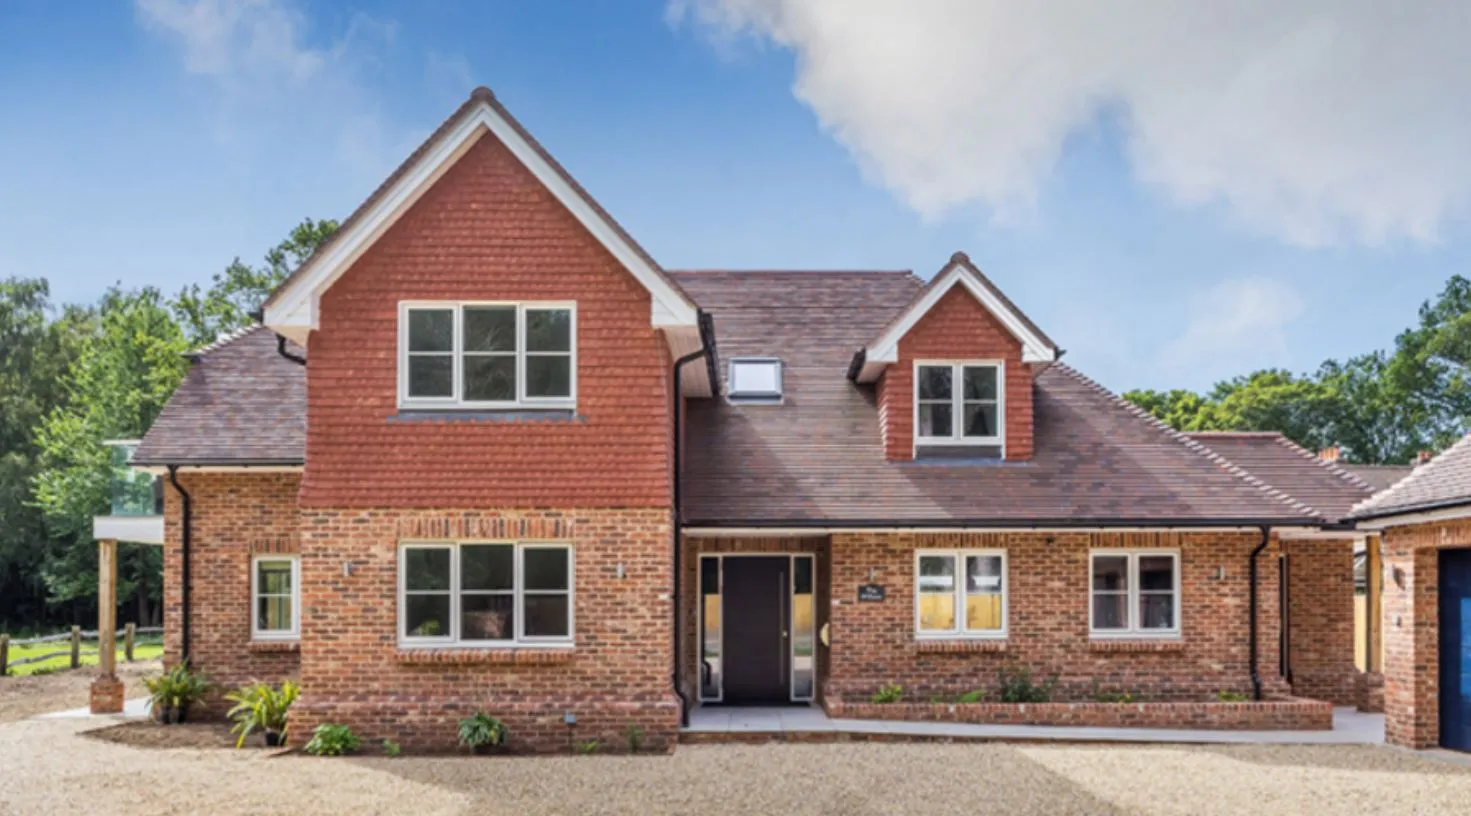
top-left (727, 358), bottom-right (783, 403)
top-left (915, 361), bottom-right (1002, 444)
top-left (399, 302), bottom-right (574, 408)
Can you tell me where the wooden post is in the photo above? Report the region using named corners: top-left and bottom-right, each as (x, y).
top-left (70, 625), bottom-right (81, 669)
top-left (124, 622), bottom-right (136, 663)
top-left (97, 539), bottom-right (117, 677)
top-left (1366, 534), bottom-right (1383, 673)
top-left (0, 634), bottom-right (8, 676)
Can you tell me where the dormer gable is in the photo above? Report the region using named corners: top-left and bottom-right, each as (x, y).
top-left (852, 253), bottom-right (1058, 462)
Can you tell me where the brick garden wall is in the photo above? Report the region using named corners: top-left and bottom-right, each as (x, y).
top-left (879, 286), bottom-right (1037, 461)
top-left (825, 694), bottom-right (1332, 731)
top-left (1379, 518), bottom-right (1471, 748)
top-left (161, 472), bottom-right (303, 713)
top-left (825, 531), bottom-right (1289, 703)
top-left (1283, 537), bottom-right (1358, 706)
top-left (288, 508), bottom-right (677, 753)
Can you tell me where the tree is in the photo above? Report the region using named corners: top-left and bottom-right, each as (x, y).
top-left (172, 218), bottom-right (338, 344)
top-left (32, 287), bottom-right (189, 622)
top-left (1121, 388), bottom-right (1225, 432)
top-left (1384, 274), bottom-right (1471, 450)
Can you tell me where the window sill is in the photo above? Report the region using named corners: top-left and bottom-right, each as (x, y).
top-left (394, 647), bottom-right (574, 665)
top-left (388, 408), bottom-right (581, 424)
top-left (1088, 639), bottom-right (1185, 653)
top-left (914, 639), bottom-right (1008, 654)
top-left (247, 640), bottom-right (300, 654)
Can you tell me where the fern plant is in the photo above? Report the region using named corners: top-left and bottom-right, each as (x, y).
top-left (143, 661), bottom-right (212, 724)
top-left (225, 680), bottom-right (299, 747)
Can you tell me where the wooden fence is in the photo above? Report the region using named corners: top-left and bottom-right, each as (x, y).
top-left (0, 625), bottom-right (163, 674)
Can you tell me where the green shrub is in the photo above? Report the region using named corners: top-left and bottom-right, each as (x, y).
top-left (1090, 679), bottom-right (1136, 704)
top-left (225, 680), bottom-right (299, 747)
top-left (382, 739), bottom-right (402, 757)
top-left (997, 665), bottom-right (1056, 703)
top-left (304, 723), bottom-right (361, 756)
top-left (956, 689), bottom-right (986, 704)
top-left (143, 661), bottom-right (211, 723)
top-left (624, 724), bottom-right (645, 753)
top-left (458, 711), bottom-right (508, 751)
top-left (1216, 690), bottom-right (1251, 703)
top-left (575, 739), bottom-right (600, 755)
top-left (871, 683), bottom-right (903, 704)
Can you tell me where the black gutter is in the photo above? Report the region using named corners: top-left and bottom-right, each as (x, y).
top-left (132, 460), bottom-right (305, 469)
top-left (275, 334), bottom-right (307, 366)
top-left (845, 348), bottom-right (866, 382)
top-left (670, 310), bottom-right (715, 728)
top-left (166, 466), bottom-right (193, 665)
top-left (1350, 495), bottom-right (1471, 523)
top-left (1248, 525), bottom-right (1271, 701)
top-left (681, 517), bottom-right (1318, 530)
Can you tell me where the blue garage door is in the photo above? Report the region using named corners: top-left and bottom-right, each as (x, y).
top-left (1442, 548), bottom-right (1471, 752)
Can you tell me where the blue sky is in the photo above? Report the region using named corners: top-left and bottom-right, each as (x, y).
top-left (1, 1), bottom-right (1466, 393)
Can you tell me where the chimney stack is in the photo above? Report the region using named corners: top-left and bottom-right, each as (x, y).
top-left (1318, 445), bottom-right (1341, 463)
top-left (1417, 450), bottom-right (1434, 465)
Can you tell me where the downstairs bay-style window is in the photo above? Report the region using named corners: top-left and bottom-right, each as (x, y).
top-left (915, 551), bottom-right (1007, 638)
top-left (399, 302), bottom-right (575, 409)
top-left (914, 361), bottom-right (1003, 445)
top-left (1090, 551), bottom-right (1180, 637)
top-left (399, 542), bottom-right (573, 647)
top-left (251, 555), bottom-right (300, 641)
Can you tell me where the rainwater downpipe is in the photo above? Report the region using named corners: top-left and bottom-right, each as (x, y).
top-left (671, 311), bottom-right (713, 728)
top-left (1248, 525), bottom-right (1271, 701)
top-left (166, 465), bottom-right (193, 664)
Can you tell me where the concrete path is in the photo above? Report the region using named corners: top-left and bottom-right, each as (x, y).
top-left (36, 696), bottom-right (151, 720)
top-left (684, 705), bottom-right (1386, 745)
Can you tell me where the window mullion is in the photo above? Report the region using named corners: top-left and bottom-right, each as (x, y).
top-left (951, 554), bottom-right (963, 634)
top-left (515, 545), bottom-right (525, 642)
top-left (952, 366), bottom-right (963, 441)
top-left (516, 306), bottom-right (527, 404)
top-left (452, 307), bottom-right (464, 404)
top-left (1128, 554), bottom-right (1139, 633)
top-left (450, 545), bottom-right (461, 643)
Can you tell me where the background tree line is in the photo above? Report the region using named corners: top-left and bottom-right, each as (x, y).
top-left (0, 219), bottom-right (336, 633)
top-left (1123, 276), bottom-right (1471, 464)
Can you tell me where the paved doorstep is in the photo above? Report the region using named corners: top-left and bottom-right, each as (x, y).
top-left (684, 705), bottom-right (1386, 745)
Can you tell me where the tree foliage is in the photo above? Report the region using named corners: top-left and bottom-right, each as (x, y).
top-left (1125, 276), bottom-right (1471, 464)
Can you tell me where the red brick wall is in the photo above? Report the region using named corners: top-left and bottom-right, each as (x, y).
top-left (162, 473), bottom-right (302, 708)
top-left (1283, 538), bottom-right (1357, 706)
top-left (879, 287), bottom-right (1035, 461)
top-left (288, 508), bottom-right (678, 753)
top-left (302, 133), bottom-right (672, 509)
top-left (1379, 518), bottom-right (1471, 748)
top-left (826, 695), bottom-right (1332, 731)
top-left (824, 531), bottom-right (1287, 702)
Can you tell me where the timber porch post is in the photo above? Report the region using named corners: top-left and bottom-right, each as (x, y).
top-left (88, 538), bottom-right (124, 714)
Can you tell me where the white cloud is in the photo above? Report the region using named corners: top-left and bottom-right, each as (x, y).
top-left (672, 0), bottom-right (1471, 246)
top-left (1161, 277), bottom-right (1305, 370)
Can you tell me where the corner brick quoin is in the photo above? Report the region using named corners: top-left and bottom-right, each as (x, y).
top-left (823, 694), bottom-right (1334, 732)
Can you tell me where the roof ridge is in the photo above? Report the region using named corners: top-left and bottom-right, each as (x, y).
top-left (1054, 364), bottom-right (1321, 521)
top-left (668, 269), bottom-right (917, 275)
top-left (1352, 432), bottom-right (1471, 515)
top-left (1266, 434), bottom-right (1376, 494)
top-left (1186, 431), bottom-right (1284, 438)
top-left (188, 324), bottom-right (263, 357)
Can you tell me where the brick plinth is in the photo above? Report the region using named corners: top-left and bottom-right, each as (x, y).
top-left (89, 674), bottom-right (125, 714)
top-left (1356, 671), bottom-right (1384, 713)
top-left (825, 693), bottom-right (1333, 731)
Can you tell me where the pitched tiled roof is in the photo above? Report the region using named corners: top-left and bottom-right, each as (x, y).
top-left (132, 326), bottom-right (306, 466)
top-left (672, 270), bottom-right (1319, 526)
top-left (1183, 432), bottom-right (1374, 523)
top-left (1351, 433), bottom-right (1471, 520)
top-left (1341, 464), bottom-right (1415, 494)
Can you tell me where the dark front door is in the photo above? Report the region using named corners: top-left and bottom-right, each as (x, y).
top-left (721, 556), bottom-right (789, 704)
top-left (1441, 549), bottom-right (1471, 752)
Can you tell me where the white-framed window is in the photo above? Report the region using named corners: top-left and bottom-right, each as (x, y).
top-left (398, 302), bottom-right (576, 409)
top-left (251, 555), bottom-right (300, 641)
top-left (727, 357), bottom-right (783, 402)
top-left (398, 542), bottom-right (574, 647)
top-left (915, 550), bottom-right (1007, 638)
top-left (1089, 551), bottom-right (1181, 637)
top-left (914, 360), bottom-right (1003, 445)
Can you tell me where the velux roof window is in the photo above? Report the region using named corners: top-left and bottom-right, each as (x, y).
top-left (727, 358), bottom-right (783, 404)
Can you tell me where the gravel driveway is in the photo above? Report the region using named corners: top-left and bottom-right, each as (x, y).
top-left (2, 716), bottom-right (1469, 815)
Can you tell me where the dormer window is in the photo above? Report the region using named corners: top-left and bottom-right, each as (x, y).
top-left (915, 361), bottom-right (1002, 445)
top-left (728, 358), bottom-right (783, 403)
top-left (399, 302), bottom-right (575, 409)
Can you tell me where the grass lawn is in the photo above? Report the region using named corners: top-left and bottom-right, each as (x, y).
top-left (5, 640), bottom-right (163, 677)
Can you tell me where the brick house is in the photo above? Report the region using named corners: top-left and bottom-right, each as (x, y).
top-left (1351, 436), bottom-right (1471, 751)
top-left (93, 88), bottom-right (1381, 752)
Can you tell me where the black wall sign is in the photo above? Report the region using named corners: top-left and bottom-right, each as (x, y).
top-left (858, 584), bottom-right (886, 602)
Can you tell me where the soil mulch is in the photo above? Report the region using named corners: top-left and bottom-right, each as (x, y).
top-left (86, 720), bottom-right (244, 750)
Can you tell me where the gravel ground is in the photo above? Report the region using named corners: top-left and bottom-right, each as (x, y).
top-left (0, 661), bottom-right (157, 724)
top-left (1, 717), bottom-right (1470, 815)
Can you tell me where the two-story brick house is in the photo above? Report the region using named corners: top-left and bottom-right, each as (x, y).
top-left (108, 88), bottom-right (1376, 752)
